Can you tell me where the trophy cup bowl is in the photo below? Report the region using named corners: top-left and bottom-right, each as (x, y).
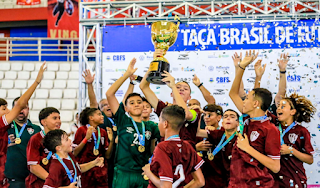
top-left (146, 21), bottom-right (179, 85)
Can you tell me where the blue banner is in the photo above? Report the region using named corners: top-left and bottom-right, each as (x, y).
top-left (103, 19), bottom-right (320, 52)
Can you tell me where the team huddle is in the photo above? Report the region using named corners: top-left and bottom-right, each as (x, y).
top-left (0, 49), bottom-right (316, 188)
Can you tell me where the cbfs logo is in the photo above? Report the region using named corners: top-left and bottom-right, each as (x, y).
top-left (209, 78), bottom-right (214, 83)
top-left (287, 75), bottom-right (301, 82)
top-left (106, 56), bottom-right (111, 61)
top-left (216, 77), bottom-right (230, 83)
top-left (113, 55), bottom-right (125, 61)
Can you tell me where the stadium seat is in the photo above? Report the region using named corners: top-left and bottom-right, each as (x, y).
top-left (29, 111), bottom-right (39, 123)
top-left (6, 99), bottom-right (13, 110)
top-left (35, 63), bottom-right (43, 71)
top-left (22, 89), bottom-right (35, 99)
top-left (47, 62), bottom-right (59, 71)
top-left (60, 110), bottom-right (73, 122)
top-left (27, 80), bottom-right (40, 89)
top-left (0, 62), bottom-right (10, 71)
top-left (14, 80), bottom-right (27, 89)
top-left (67, 80), bottom-right (79, 88)
top-left (7, 89), bottom-right (21, 99)
top-left (1, 80), bottom-right (14, 89)
top-left (0, 89), bottom-right (7, 98)
top-left (30, 71), bottom-right (39, 79)
top-left (61, 99), bottom-right (76, 110)
top-left (54, 80), bottom-right (67, 88)
top-left (49, 89), bottom-right (63, 99)
top-left (35, 89), bottom-right (49, 99)
top-left (11, 63), bottom-right (22, 71)
top-left (18, 72), bottom-right (30, 79)
top-left (47, 99), bottom-right (61, 109)
top-left (40, 80), bottom-right (53, 89)
top-left (64, 89), bottom-right (77, 98)
top-left (60, 63), bottom-right (71, 71)
top-left (56, 72), bottom-right (68, 80)
top-left (0, 71), bottom-right (3, 79)
top-left (68, 72), bottom-right (79, 80)
top-left (32, 99), bottom-right (47, 110)
top-left (71, 63), bottom-right (79, 71)
top-left (43, 71), bottom-right (56, 80)
top-left (23, 63), bottom-right (35, 71)
top-left (5, 71), bottom-right (17, 79)
top-left (60, 123), bottom-right (70, 133)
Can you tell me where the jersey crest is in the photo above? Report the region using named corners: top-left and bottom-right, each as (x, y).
top-left (145, 131), bottom-right (152, 140)
top-left (288, 133), bottom-right (298, 144)
top-left (27, 128), bottom-right (34, 135)
top-left (250, 131), bottom-right (260, 142)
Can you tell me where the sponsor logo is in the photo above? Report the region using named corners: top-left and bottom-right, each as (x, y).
top-left (208, 66), bottom-right (214, 71)
top-left (287, 63), bottom-right (296, 70)
top-left (219, 54), bottom-right (229, 58)
top-left (288, 133), bottom-right (298, 144)
top-left (216, 77), bottom-right (230, 83)
top-left (288, 88), bottom-right (301, 93)
top-left (247, 64), bottom-right (255, 70)
top-left (105, 69), bottom-right (115, 72)
top-left (216, 66), bottom-right (230, 71)
top-left (212, 89), bottom-right (225, 95)
top-left (115, 90), bottom-right (123, 97)
top-left (208, 55), bottom-right (217, 58)
top-left (113, 55), bottom-right (125, 61)
top-left (139, 55), bottom-right (145, 61)
top-left (106, 56), bottom-right (111, 61)
top-left (178, 54), bottom-right (189, 60)
top-left (172, 67), bottom-right (179, 71)
top-left (182, 67), bottom-right (195, 72)
top-left (247, 77), bottom-right (256, 83)
top-left (250, 131), bottom-right (260, 142)
top-left (126, 127), bottom-right (134, 134)
top-left (317, 124), bottom-right (320, 131)
top-left (176, 78), bottom-right (191, 82)
top-left (209, 78), bottom-right (214, 83)
top-left (217, 102), bottom-right (229, 107)
top-left (146, 55), bottom-right (153, 60)
top-left (317, 161), bottom-right (320, 167)
top-left (287, 75), bottom-right (301, 82)
top-left (317, 112), bottom-right (320, 118)
top-left (317, 63), bottom-right (320, 69)
top-left (115, 68), bottom-right (126, 72)
top-left (108, 78), bottom-right (117, 85)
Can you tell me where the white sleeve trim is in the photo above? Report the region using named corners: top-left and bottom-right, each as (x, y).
top-left (194, 159), bottom-right (205, 170)
top-left (310, 151), bottom-right (315, 155)
top-left (160, 176), bottom-right (173, 182)
top-left (72, 144), bottom-right (78, 147)
top-left (268, 155), bottom-right (281, 160)
top-left (2, 115), bottom-right (8, 126)
top-left (43, 185), bottom-right (55, 188)
top-left (28, 161), bottom-right (39, 165)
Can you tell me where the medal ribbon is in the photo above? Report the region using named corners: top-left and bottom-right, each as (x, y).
top-left (212, 132), bottom-right (236, 156)
top-left (239, 115), bottom-right (267, 134)
top-left (130, 117), bottom-right (145, 147)
top-left (13, 120), bottom-right (28, 139)
top-left (108, 117), bottom-right (117, 129)
top-left (42, 130), bottom-right (53, 161)
top-left (249, 115), bottom-right (267, 121)
top-left (278, 122), bottom-right (296, 145)
top-left (88, 125), bottom-right (101, 150)
top-left (54, 154), bottom-right (77, 183)
top-left (165, 134), bottom-right (179, 141)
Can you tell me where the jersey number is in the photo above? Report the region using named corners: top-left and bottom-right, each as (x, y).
top-left (133, 133), bottom-right (143, 145)
top-left (172, 164), bottom-right (185, 188)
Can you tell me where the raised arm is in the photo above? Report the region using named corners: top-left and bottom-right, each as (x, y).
top-left (275, 53), bottom-right (289, 106)
top-left (229, 50), bottom-right (258, 113)
top-left (105, 127), bottom-right (114, 159)
top-left (122, 75), bottom-right (136, 104)
top-left (192, 74), bottom-right (215, 104)
top-left (80, 157), bottom-right (104, 173)
top-left (83, 69), bottom-right (98, 108)
top-left (254, 60), bottom-right (266, 89)
top-left (5, 62), bottom-right (46, 124)
top-left (106, 58), bottom-right (137, 114)
top-left (139, 70), bottom-right (159, 109)
top-left (232, 52), bottom-right (247, 99)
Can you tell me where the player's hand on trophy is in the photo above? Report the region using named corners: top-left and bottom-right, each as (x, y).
top-left (161, 71), bottom-right (175, 88)
top-left (125, 58), bottom-right (138, 77)
top-left (232, 52), bottom-right (242, 69)
top-left (192, 74), bottom-right (201, 87)
top-left (82, 69), bottom-right (95, 84)
top-left (278, 53), bottom-right (289, 72)
top-left (153, 49), bottom-right (164, 59)
top-left (254, 59), bottom-right (266, 78)
top-left (239, 50), bottom-right (258, 69)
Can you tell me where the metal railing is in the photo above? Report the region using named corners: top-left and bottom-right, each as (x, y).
top-left (0, 37), bottom-right (95, 62)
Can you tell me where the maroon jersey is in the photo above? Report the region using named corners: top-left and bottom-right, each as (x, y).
top-left (73, 125), bottom-right (108, 188)
top-left (202, 129), bottom-right (236, 188)
top-left (273, 124), bottom-right (314, 188)
top-left (228, 117), bottom-right (281, 188)
top-left (43, 153), bottom-right (82, 188)
top-left (0, 115), bottom-right (10, 187)
top-left (26, 131), bottom-right (51, 188)
top-left (148, 136), bottom-right (204, 188)
top-left (155, 100), bottom-right (201, 148)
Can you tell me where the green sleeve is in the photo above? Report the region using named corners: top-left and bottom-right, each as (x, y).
top-left (149, 121), bottom-right (161, 140)
top-left (114, 102), bottom-right (126, 129)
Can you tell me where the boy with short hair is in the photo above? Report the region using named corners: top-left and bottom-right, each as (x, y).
top-left (142, 105), bottom-right (205, 188)
top-left (43, 129), bottom-right (104, 188)
top-left (228, 50), bottom-right (281, 187)
top-left (26, 107), bottom-right (62, 188)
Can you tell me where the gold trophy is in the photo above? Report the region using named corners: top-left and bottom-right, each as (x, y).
top-left (147, 20), bottom-right (180, 84)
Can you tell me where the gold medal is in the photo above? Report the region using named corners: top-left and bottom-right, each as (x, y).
top-left (113, 126), bottom-right (117, 132)
top-left (208, 153), bottom-right (214, 161)
top-left (138, 145), bottom-right (145, 153)
top-left (42, 158), bottom-right (48, 165)
top-left (15, 138), bottom-right (21, 144)
top-left (197, 152), bottom-right (203, 157)
top-left (143, 175), bottom-right (149, 180)
top-left (94, 149), bottom-right (99, 156)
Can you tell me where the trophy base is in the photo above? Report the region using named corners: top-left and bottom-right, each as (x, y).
top-left (146, 60), bottom-right (170, 85)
